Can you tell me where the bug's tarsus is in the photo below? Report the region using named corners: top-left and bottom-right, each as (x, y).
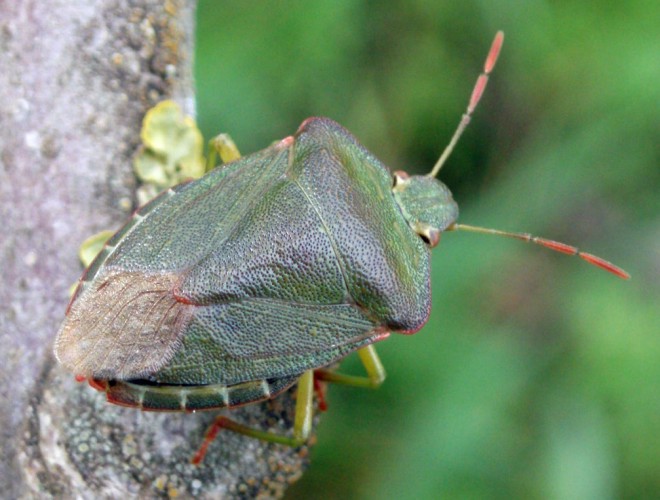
top-left (448, 223), bottom-right (630, 279)
top-left (428, 31), bottom-right (504, 179)
top-left (191, 418), bottom-right (225, 465)
top-left (313, 376), bottom-right (329, 412)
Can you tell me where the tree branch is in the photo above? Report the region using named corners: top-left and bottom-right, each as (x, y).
top-left (0, 1), bottom-right (309, 497)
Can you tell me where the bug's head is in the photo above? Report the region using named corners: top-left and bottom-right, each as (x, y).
top-left (392, 171), bottom-right (458, 248)
top-left (386, 32), bottom-right (504, 249)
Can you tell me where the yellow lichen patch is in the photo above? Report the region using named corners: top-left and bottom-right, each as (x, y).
top-left (72, 101), bottom-right (207, 281)
top-left (134, 100), bottom-right (205, 205)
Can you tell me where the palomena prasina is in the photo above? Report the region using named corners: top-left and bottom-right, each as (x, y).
top-left (54, 32), bottom-right (628, 464)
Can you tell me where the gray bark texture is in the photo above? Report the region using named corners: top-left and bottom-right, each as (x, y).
top-left (0, 1), bottom-right (309, 498)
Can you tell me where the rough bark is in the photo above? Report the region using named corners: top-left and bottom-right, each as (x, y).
top-left (0, 1), bottom-right (308, 498)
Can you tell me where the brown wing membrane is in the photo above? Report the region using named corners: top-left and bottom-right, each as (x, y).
top-left (54, 268), bottom-right (194, 380)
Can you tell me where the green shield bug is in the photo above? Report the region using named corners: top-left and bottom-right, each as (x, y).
top-left (54, 32), bottom-right (629, 464)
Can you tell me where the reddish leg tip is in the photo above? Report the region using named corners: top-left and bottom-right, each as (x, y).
top-left (190, 450), bottom-right (205, 466)
top-left (191, 417), bottom-right (227, 465)
top-left (313, 376), bottom-right (329, 412)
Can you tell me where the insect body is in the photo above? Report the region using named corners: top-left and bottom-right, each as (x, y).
top-left (54, 32), bottom-right (628, 463)
top-left (57, 115), bottom-right (434, 408)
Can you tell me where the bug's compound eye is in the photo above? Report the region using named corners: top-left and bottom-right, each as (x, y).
top-left (392, 170), bottom-right (410, 191)
top-left (416, 224), bottom-right (441, 248)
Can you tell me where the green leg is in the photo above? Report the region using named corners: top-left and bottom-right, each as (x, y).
top-left (192, 370), bottom-right (314, 464)
top-left (206, 133), bottom-right (241, 172)
top-left (314, 345), bottom-right (386, 389)
top-left (192, 346), bottom-right (385, 464)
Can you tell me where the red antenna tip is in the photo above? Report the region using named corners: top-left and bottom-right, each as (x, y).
top-left (428, 31), bottom-right (504, 178)
top-left (468, 75), bottom-right (489, 114)
top-left (450, 224), bottom-right (630, 280)
top-left (579, 252), bottom-right (631, 280)
top-left (485, 31), bottom-right (505, 74)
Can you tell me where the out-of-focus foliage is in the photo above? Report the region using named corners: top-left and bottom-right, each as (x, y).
top-left (196, 2), bottom-right (658, 498)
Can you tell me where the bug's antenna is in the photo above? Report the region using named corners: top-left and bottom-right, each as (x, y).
top-left (430, 32), bottom-right (629, 281)
top-left (447, 223), bottom-right (630, 279)
top-left (428, 31), bottom-right (504, 179)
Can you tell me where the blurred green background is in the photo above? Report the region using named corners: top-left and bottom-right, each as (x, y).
top-left (195, 1), bottom-right (658, 499)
